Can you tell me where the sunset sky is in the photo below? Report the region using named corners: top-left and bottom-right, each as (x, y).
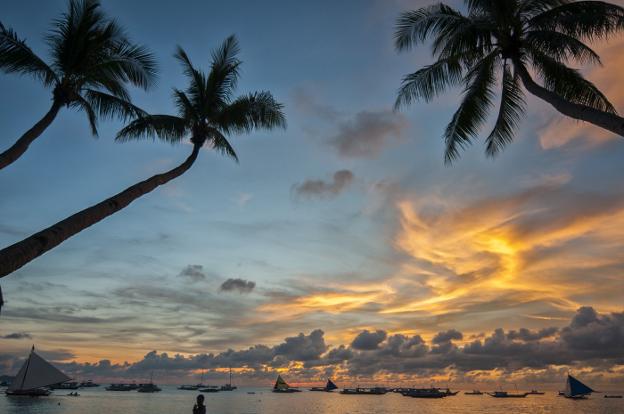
top-left (1, 0), bottom-right (624, 388)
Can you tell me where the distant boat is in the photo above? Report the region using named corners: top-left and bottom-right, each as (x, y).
top-left (310, 379), bottom-right (338, 392)
top-left (272, 375), bottom-right (301, 393)
top-left (179, 384), bottom-right (200, 391)
top-left (527, 389), bottom-right (545, 395)
top-left (605, 395), bottom-right (623, 398)
top-left (50, 381), bottom-right (80, 390)
top-left (563, 374), bottom-right (595, 399)
top-left (137, 383), bottom-right (161, 393)
top-left (106, 383), bottom-right (136, 391)
top-left (220, 367), bottom-right (237, 391)
top-left (488, 391), bottom-right (529, 398)
top-left (5, 346), bottom-right (71, 396)
top-left (199, 386), bottom-right (220, 393)
top-left (340, 387), bottom-right (387, 395)
top-left (79, 380), bottom-right (99, 388)
top-left (401, 388), bottom-right (446, 398)
top-left (465, 390), bottom-right (483, 395)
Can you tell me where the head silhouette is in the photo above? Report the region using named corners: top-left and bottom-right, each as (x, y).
top-left (196, 394), bottom-right (205, 405)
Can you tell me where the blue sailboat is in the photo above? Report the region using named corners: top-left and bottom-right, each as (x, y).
top-left (310, 379), bottom-right (338, 392)
top-left (564, 374), bottom-right (595, 399)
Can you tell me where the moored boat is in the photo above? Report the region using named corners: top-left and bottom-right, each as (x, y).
top-left (272, 375), bottom-right (301, 393)
top-left (79, 380), bottom-right (99, 387)
top-left (465, 390), bottom-right (483, 395)
top-left (310, 379), bottom-right (338, 392)
top-left (340, 387), bottom-right (387, 395)
top-left (401, 388), bottom-right (446, 398)
top-left (488, 391), bottom-right (529, 398)
top-left (105, 383), bottom-right (136, 391)
top-left (199, 386), bottom-right (220, 393)
top-left (527, 389), bottom-right (545, 395)
top-left (137, 383), bottom-right (161, 393)
top-left (50, 381), bottom-right (80, 390)
top-left (220, 367), bottom-right (237, 391)
top-left (605, 395), bottom-right (623, 398)
top-left (563, 374), bottom-right (595, 399)
top-left (5, 346), bottom-right (71, 397)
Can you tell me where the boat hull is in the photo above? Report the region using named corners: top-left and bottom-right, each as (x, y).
top-left (5, 388), bottom-right (51, 396)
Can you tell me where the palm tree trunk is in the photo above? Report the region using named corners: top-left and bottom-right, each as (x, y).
top-left (0, 100), bottom-right (63, 170)
top-left (515, 64), bottom-right (624, 137)
top-left (0, 143), bottom-right (201, 278)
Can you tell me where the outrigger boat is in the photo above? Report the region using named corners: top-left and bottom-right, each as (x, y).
top-left (272, 375), bottom-right (301, 393)
top-left (527, 389), bottom-right (545, 395)
top-left (106, 383), bottom-right (138, 391)
top-left (488, 391), bottom-right (529, 398)
top-left (401, 388), bottom-right (446, 398)
top-left (310, 379), bottom-right (338, 392)
top-left (340, 387), bottom-right (387, 395)
top-left (5, 346), bottom-right (71, 396)
top-left (220, 367), bottom-right (237, 391)
top-left (563, 374), bottom-right (595, 400)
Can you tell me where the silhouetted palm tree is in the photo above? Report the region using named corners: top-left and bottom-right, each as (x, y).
top-left (0, 36), bottom-right (285, 278)
top-left (0, 0), bottom-right (156, 170)
top-left (394, 0), bottom-right (624, 163)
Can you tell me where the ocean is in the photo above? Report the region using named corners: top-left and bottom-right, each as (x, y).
top-left (1, 387), bottom-right (623, 414)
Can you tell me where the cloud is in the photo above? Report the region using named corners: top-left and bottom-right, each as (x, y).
top-left (330, 111), bottom-right (407, 158)
top-left (432, 329), bottom-right (463, 344)
top-left (293, 170), bottom-right (354, 199)
top-left (178, 265), bottom-right (206, 283)
top-left (220, 278), bottom-right (256, 294)
top-left (1, 332), bottom-right (32, 340)
top-left (351, 329), bottom-right (387, 350)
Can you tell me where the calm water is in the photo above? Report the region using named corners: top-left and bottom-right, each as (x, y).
top-left (2, 387), bottom-right (624, 414)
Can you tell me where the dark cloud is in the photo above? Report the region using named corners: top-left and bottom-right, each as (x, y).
top-left (220, 278), bottom-right (256, 294)
top-left (293, 170), bottom-right (354, 199)
top-left (178, 265), bottom-right (206, 282)
top-left (274, 329), bottom-right (327, 361)
top-left (432, 329), bottom-right (463, 344)
top-left (351, 329), bottom-right (387, 350)
top-left (1, 332), bottom-right (32, 340)
top-left (507, 327), bottom-right (558, 342)
top-left (330, 111), bottom-right (407, 158)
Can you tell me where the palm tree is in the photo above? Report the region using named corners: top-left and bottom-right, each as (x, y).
top-left (0, 0), bottom-right (156, 170)
top-left (0, 35), bottom-right (285, 278)
top-left (394, 0), bottom-right (624, 163)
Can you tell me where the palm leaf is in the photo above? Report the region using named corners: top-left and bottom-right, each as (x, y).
top-left (529, 1), bottom-right (624, 41)
top-left (116, 115), bottom-right (188, 143)
top-left (444, 52), bottom-right (498, 163)
top-left (395, 4), bottom-right (469, 51)
top-left (217, 91), bottom-right (286, 134)
top-left (207, 127), bottom-right (238, 162)
top-left (525, 29), bottom-right (601, 65)
top-left (530, 49), bottom-right (616, 113)
top-left (395, 56), bottom-right (464, 107)
top-left (485, 64), bottom-right (525, 157)
top-left (83, 89), bottom-right (147, 121)
top-left (206, 35), bottom-right (242, 107)
top-left (70, 94), bottom-right (99, 136)
top-left (0, 22), bottom-right (57, 85)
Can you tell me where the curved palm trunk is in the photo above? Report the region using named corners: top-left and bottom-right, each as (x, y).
top-left (515, 64), bottom-right (624, 137)
top-left (0, 100), bottom-right (63, 170)
top-left (0, 143), bottom-right (201, 278)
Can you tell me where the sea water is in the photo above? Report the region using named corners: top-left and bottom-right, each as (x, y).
top-left (1, 387), bottom-right (623, 414)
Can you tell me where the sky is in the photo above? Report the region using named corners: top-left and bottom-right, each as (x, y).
top-left (1, 0), bottom-right (624, 388)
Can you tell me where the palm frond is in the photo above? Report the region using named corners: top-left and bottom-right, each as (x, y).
top-left (444, 52), bottom-right (498, 163)
top-left (206, 35), bottom-right (242, 107)
top-left (83, 89), bottom-right (147, 121)
top-left (70, 94), bottom-right (99, 136)
top-left (530, 49), bottom-right (616, 113)
top-left (529, 1), bottom-right (624, 41)
top-left (217, 91), bottom-right (286, 135)
top-left (172, 88), bottom-right (197, 121)
top-left (519, 0), bottom-right (570, 18)
top-left (525, 30), bottom-right (601, 65)
top-left (432, 17), bottom-right (494, 62)
top-left (207, 127), bottom-right (238, 162)
top-left (395, 4), bottom-right (468, 51)
top-left (485, 64), bottom-right (526, 157)
top-left (174, 46), bottom-right (207, 111)
top-left (0, 22), bottom-right (57, 85)
top-left (116, 115), bottom-right (188, 143)
top-left (86, 43), bottom-right (157, 90)
top-left (395, 56), bottom-right (464, 108)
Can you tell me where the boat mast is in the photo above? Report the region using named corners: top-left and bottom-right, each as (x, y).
top-left (229, 366), bottom-right (232, 386)
top-left (19, 345), bottom-right (35, 390)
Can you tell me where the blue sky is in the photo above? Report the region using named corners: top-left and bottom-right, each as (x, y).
top-left (1, 0), bottom-right (624, 386)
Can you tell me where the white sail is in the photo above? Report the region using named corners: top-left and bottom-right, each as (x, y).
top-left (8, 349), bottom-right (70, 391)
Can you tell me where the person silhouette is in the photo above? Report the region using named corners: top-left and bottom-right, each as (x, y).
top-left (193, 394), bottom-right (206, 414)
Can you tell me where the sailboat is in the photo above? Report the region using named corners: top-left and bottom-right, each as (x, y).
top-left (272, 375), bottom-right (301, 393)
top-left (5, 346), bottom-right (71, 396)
top-left (564, 374), bottom-right (595, 399)
top-left (220, 367), bottom-right (237, 391)
top-left (310, 379), bottom-right (338, 392)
